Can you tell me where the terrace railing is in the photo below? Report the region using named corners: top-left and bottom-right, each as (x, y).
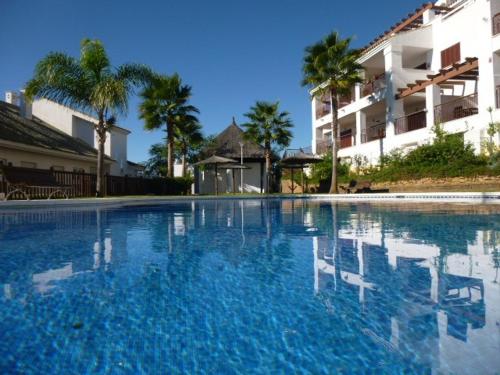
top-left (315, 139), bottom-right (332, 155)
top-left (340, 133), bottom-right (352, 149)
top-left (315, 103), bottom-right (331, 119)
top-left (394, 110), bottom-right (427, 135)
top-left (361, 74), bottom-right (386, 97)
top-left (496, 85), bottom-right (500, 109)
top-left (434, 93), bottom-right (478, 124)
top-left (361, 123), bottom-right (386, 143)
top-left (493, 13), bottom-right (500, 36)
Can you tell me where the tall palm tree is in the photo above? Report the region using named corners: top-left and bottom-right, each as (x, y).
top-left (302, 32), bottom-right (363, 193)
top-left (139, 74), bottom-right (199, 178)
top-left (175, 118), bottom-right (204, 177)
top-left (243, 101), bottom-right (293, 193)
top-left (25, 39), bottom-right (152, 197)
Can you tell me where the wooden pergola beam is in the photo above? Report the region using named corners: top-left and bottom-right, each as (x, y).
top-left (364, 3), bottom-right (433, 52)
top-left (396, 58), bottom-right (479, 99)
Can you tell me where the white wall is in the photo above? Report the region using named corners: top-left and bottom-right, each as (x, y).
top-left (30, 98), bottom-right (132, 176)
top-left (196, 162), bottom-right (263, 194)
top-left (0, 146), bottom-right (98, 172)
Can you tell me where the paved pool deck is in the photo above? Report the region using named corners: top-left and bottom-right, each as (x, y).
top-left (0, 192), bottom-right (499, 209)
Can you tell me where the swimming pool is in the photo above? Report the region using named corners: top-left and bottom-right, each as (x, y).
top-left (0, 199), bottom-right (499, 374)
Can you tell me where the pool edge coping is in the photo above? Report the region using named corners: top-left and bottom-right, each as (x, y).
top-left (0, 192), bottom-right (499, 209)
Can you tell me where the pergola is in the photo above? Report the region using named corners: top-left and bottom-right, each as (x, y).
top-left (396, 57), bottom-right (479, 99)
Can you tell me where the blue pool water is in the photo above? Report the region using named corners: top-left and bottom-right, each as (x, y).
top-left (0, 199), bottom-right (499, 374)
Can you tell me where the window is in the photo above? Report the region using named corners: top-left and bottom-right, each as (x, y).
top-left (51, 165), bottom-right (64, 171)
top-left (441, 43), bottom-right (461, 68)
top-left (20, 161), bottom-right (37, 169)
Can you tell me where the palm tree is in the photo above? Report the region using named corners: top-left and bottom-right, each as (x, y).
top-left (144, 143), bottom-right (167, 177)
top-left (175, 118), bottom-right (204, 177)
top-left (302, 32), bottom-right (363, 193)
top-left (139, 74), bottom-right (199, 178)
top-left (25, 39), bottom-right (152, 197)
top-left (243, 101), bottom-right (293, 193)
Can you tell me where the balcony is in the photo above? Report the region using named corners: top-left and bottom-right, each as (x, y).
top-left (493, 13), bottom-right (500, 36)
top-left (361, 74), bottom-right (386, 97)
top-left (434, 93), bottom-right (478, 124)
top-left (361, 123), bottom-right (386, 143)
top-left (394, 110), bottom-right (427, 135)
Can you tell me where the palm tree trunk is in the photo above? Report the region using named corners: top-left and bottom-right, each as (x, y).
top-left (96, 113), bottom-right (106, 197)
top-left (329, 90), bottom-right (339, 194)
top-left (181, 153), bottom-right (187, 177)
top-left (265, 144), bottom-right (271, 193)
top-left (167, 122), bottom-right (174, 178)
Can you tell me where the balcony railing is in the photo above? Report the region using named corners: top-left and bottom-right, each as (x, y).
top-left (340, 133), bottom-right (352, 149)
top-left (315, 133), bottom-right (352, 154)
top-left (361, 74), bottom-right (386, 97)
top-left (434, 93), bottom-right (478, 124)
top-left (339, 90), bottom-right (355, 109)
top-left (496, 85), bottom-right (500, 109)
top-left (394, 110), bottom-right (427, 135)
top-left (315, 103), bottom-right (331, 119)
top-left (493, 13), bottom-right (500, 36)
top-left (315, 139), bottom-right (332, 155)
top-left (361, 123), bottom-right (386, 143)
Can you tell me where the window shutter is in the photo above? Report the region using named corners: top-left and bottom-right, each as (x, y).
top-left (441, 43), bottom-right (461, 68)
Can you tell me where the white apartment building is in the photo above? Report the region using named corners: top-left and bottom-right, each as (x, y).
top-left (1, 91), bottom-right (143, 176)
top-left (311, 0), bottom-right (500, 164)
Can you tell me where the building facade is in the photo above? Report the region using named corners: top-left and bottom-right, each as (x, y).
top-left (311, 0), bottom-right (500, 164)
top-left (1, 91), bottom-right (143, 176)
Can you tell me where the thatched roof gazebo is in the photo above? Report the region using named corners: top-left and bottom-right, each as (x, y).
top-left (281, 149), bottom-right (323, 194)
top-left (194, 118), bottom-right (269, 194)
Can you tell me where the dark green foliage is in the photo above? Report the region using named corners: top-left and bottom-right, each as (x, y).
top-left (310, 152), bottom-right (351, 184)
top-left (311, 126), bottom-right (499, 184)
top-left (169, 176), bottom-right (193, 195)
top-left (370, 131), bottom-right (493, 182)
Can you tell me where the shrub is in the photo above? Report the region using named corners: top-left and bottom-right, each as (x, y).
top-left (310, 152), bottom-right (351, 184)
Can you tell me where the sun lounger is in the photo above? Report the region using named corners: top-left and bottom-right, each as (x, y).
top-left (1, 166), bottom-right (72, 200)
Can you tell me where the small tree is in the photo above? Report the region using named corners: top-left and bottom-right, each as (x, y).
top-left (243, 101), bottom-right (293, 193)
top-left (26, 39), bottom-right (152, 196)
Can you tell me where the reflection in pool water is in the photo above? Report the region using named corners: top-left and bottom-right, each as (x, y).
top-left (0, 200), bottom-right (499, 374)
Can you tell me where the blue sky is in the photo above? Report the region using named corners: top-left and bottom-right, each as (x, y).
top-left (0, 0), bottom-right (425, 163)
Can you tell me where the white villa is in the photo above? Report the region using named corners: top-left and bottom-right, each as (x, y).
top-left (0, 91), bottom-right (143, 176)
top-left (311, 0), bottom-right (500, 164)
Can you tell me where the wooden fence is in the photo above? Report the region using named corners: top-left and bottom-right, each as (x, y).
top-left (0, 167), bottom-right (191, 199)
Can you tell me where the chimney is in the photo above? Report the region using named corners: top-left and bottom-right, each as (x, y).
top-left (19, 90), bottom-right (32, 120)
top-left (5, 91), bottom-right (19, 105)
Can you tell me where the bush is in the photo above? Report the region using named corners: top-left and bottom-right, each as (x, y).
top-left (310, 152), bottom-right (351, 184)
top-left (308, 125), bottom-right (499, 187)
top-left (366, 127), bottom-right (493, 182)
